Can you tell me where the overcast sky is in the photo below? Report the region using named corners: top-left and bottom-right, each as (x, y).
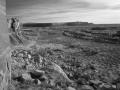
top-left (6, 0), bottom-right (120, 24)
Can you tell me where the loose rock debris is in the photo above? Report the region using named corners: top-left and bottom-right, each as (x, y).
top-left (10, 48), bottom-right (120, 90)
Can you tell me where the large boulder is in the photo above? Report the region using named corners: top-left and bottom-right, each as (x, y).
top-left (29, 70), bottom-right (45, 79)
top-left (33, 79), bottom-right (42, 85)
top-left (7, 18), bottom-right (22, 33)
top-left (99, 84), bottom-right (116, 90)
top-left (80, 85), bottom-right (94, 90)
top-left (67, 86), bottom-right (76, 90)
top-left (47, 62), bottom-right (73, 83)
top-left (21, 73), bottom-right (32, 81)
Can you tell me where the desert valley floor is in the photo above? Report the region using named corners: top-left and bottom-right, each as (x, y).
top-left (9, 25), bottom-right (120, 90)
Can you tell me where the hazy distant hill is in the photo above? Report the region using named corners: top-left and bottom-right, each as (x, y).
top-left (23, 21), bottom-right (94, 27)
top-left (23, 23), bottom-right (52, 27)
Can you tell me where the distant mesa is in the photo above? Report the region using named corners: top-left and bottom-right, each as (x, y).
top-left (23, 21), bottom-right (94, 27)
top-left (52, 21), bottom-right (93, 26)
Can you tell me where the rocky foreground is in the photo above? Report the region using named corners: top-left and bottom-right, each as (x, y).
top-left (7, 25), bottom-right (120, 90)
top-left (9, 46), bottom-right (120, 90)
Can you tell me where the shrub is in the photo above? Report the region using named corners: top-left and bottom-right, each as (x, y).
top-left (91, 27), bottom-right (107, 30)
top-left (115, 31), bottom-right (120, 37)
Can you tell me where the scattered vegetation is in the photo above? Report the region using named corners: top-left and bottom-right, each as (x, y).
top-left (91, 27), bottom-right (107, 30)
top-left (10, 24), bottom-right (120, 90)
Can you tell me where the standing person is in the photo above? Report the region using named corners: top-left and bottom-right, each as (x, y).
top-left (0, 0), bottom-right (12, 90)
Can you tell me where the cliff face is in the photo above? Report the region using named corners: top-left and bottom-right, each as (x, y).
top-left (0, 0), bottom-right (11, 90)
top-left (0, 0), bottom-right (9, 54)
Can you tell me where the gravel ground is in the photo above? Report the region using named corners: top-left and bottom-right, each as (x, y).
top-left (9, 26), bottom-right (120, 90)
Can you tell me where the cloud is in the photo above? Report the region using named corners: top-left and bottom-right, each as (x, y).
top-left (6, 0), bottom-right (120, 23)
top-left (110, 5), bottom-right (120, 10)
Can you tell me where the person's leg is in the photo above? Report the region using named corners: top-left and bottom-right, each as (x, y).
top-left (0, 0), bottom-right (11, 90)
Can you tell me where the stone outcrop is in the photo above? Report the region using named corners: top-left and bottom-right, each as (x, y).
top-left (0, 0), bottom-right (11, 90)
top-left (7, 18), bottom-right (29, 45)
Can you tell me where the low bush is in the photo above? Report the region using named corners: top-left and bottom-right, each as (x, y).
top-left (115, 31), bottom-right (120, 37)
top-left (91, 27), bottom-right (107, 30)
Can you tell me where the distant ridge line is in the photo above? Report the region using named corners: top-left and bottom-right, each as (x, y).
top-left (23, 21), bottom-right (93, 27)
